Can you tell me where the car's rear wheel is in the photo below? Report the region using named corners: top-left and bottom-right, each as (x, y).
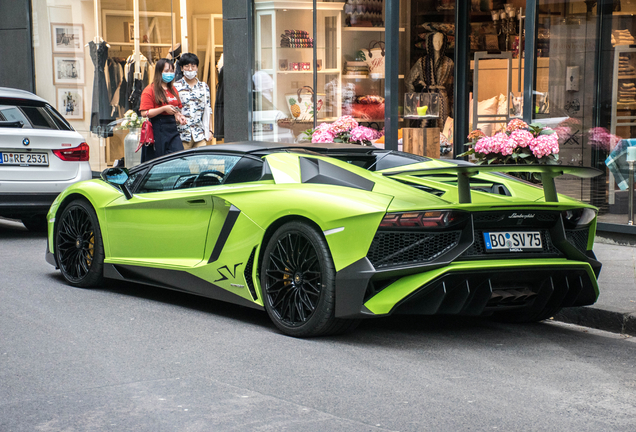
top-left (21, 215), bottom-right (48, 232)
top-left (54, 199), bottom-right (104, 288)
top-left (260, 221), bottom-right (359, 337)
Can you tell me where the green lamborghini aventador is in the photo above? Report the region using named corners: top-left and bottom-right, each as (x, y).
top-left (46, 142), bottom-right (602, 337)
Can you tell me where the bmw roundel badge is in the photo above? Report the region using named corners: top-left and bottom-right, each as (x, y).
top-left (22, 138), bottom-right (30, 146)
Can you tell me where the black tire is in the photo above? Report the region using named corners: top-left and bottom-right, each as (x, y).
top-left (260, 221), bottom-right (359, 337)
top-left (54, 199), bottom-right (105, 288)
top-left (21, 215), bottom-right (48, 232)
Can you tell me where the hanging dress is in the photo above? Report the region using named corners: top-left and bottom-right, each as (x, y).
top-left (89, 41), bottom-right (115, 137)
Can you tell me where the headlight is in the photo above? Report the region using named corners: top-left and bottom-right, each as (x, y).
top-left (562, 208), bottom-right (597, 228)
top-left (379, 210), bottom-right (468, 229)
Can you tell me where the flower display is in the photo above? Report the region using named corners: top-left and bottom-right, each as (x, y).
top-left (331, 115), bottom-right (359, 133)
top-left (349, 126), bottom-right (378, 144)
top-left (529, 133), bottom-right (559, 158)
top-left (111, 110), bottom-right (146, 131)
top-left (306, 115), bottom-right (381, 145)
top-left (461, 119), bottom-right (560, 168)
top-left (509, 129), bottom-right (533, 148)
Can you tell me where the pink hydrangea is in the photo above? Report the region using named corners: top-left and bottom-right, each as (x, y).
top-left (312, 128), bottom-right (335, 143)
top-left (475, 133), bottom-right (514, 155)
top-left (529, 133), bottom-right (559, 158)
top-left (331, 115), bottom-right (358, 133)
top-left (493, 132), bottom-right (515, 156)
top-left (349, 126), bottom-right (377, 143)
top-left (506, 119), bottom-right (529, 133)
top-left (509, 129), bottom-right (533, 148)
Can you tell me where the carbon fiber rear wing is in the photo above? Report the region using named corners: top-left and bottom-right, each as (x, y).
top-left (381, 164), bottom-right (603, 203)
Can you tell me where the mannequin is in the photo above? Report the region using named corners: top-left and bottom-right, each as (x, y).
top-left (406, 32), bottom-right (454, 128)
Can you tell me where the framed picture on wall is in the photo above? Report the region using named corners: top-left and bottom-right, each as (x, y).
top-left (56, 87), bottom-right (84, 121)
top-left (124, 22), bottom-right (135, 43)
top-left (53, 56), bottom-right (85, 85)
top-left (51, 23), bottom-right (84, 54)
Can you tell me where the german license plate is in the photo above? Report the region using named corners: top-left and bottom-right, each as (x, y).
top-left (0, 152), bottom-right (49, 166)
top-left (483, 231), bottom-right (542, 252)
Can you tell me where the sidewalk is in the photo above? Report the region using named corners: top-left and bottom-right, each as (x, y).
top-left (554, 241), bottom-right (636, 335)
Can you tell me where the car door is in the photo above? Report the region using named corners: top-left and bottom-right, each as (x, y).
top-left (104, 153), bottom-right (242, 267)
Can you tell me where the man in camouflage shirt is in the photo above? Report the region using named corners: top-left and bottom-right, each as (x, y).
top-left (174, 53), bottom-right (213, 149)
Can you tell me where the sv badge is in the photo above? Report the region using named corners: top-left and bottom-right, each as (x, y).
top-left (214, 263), bottom-right (243, 283)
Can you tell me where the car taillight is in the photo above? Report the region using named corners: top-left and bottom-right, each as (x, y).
top-left (379, 211), bottom-right (466, 229)
top-left (53, 142), bottom-right (89, 162)
top-left (562, 208), bottom-right (597, 228)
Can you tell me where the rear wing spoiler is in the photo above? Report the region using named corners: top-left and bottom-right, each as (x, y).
top-left (381, 164), bottom-right (603, 203)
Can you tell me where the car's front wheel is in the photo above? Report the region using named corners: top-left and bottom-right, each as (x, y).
top-left (54, 199), bottom-right (105, 288)
top-left (260, 221), bottom-right (359, 337)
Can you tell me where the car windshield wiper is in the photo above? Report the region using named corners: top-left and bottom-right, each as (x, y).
top-left (0, 120), bottom-right (24, 128)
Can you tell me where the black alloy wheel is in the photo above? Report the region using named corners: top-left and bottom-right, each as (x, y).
top-left (55, 199), bottom-right (105, 288)
top-left (261, 221), bottom-right (358, 337)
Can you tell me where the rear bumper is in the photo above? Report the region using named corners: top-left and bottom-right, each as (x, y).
top-left (0, 162), bottom-right (91, 218)
top-left (334, 259), bottom-right (599, 319)
top-left (0, 193), bottom-right (60, 218)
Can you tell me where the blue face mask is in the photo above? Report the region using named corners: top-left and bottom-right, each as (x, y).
top-left (162, 72), bottom-right (175, 83)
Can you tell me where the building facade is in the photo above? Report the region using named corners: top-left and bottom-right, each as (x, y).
top-left (2, 0), bottom-right (636, 232)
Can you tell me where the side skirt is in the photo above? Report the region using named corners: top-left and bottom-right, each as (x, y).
top-left (103, 263), bottom-right (264, 311)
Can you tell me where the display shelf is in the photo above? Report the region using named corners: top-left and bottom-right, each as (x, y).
top-left (342, 74), bottom-right (405, 79)
top-left (109, 42), bottom-right (172, 47)
top-left (278, 69), bottom-right (340, 74)
top-left (619, 75), bottom-right (636, 79)
top-left (404, 115), bottom-right (439, 120)
top-left (617, 102), bottom-right (636, 109)
top-left (342, 27), bottom-right (405, 32)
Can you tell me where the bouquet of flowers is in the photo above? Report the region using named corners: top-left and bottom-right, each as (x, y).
top-left (461, 119), bottom-right (560, 166)
top-left (306, 115), bottom-right (382, 145)
top-left (114, 110), bottom-right (145, 130)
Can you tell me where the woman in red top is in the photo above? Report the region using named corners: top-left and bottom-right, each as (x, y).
top-left (140, 59), bottom-right (187, 162)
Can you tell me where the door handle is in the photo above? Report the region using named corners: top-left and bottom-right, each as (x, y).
top-left (186, 199), bottom-right (206, 205)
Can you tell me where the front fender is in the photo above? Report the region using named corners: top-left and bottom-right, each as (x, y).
top-left (47, 179), bottom-right (125, 254)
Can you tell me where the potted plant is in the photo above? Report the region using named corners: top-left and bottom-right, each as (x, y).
top-left (305, 115), bottom-right (382, 145)
top-left (461, 119), bottom-right (560, 183)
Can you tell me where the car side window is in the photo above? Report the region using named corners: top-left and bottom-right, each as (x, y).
top-left (137, 154), bottom-right (242, 193)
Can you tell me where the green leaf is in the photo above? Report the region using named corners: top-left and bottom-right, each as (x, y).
top-left (540, 129), bottom-right (556, 135)
top-left (518, 152), bottom-right (530, 158)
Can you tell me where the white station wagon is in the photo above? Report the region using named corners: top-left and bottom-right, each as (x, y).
top-left (0, 87), bottom-right (92, 231)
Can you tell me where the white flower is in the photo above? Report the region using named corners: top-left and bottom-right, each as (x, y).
top-left (131, 113), bottom-right (138, 121)
top-left (121, 120), bottom-right (129, 129)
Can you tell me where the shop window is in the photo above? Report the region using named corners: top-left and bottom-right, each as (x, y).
top-left (31, 0), bottom-right (225, 171)
top-left (252, 0), bottom-right (388, 144)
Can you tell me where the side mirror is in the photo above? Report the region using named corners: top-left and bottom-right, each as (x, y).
top-left (101, 167), bottom-right (133, 199)
top-left (101, 167), bottom-right (129, 185)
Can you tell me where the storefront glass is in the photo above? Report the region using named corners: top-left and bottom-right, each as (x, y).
top-left (252, 0), bottom-right (388, 143)
top-left (597, 1), bottom-right (636, 225)
top-left (30, 0), bottom-right (224, 171)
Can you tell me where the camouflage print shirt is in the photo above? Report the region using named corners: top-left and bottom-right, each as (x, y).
top-left (174, 78), bottom-right (212, 143)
